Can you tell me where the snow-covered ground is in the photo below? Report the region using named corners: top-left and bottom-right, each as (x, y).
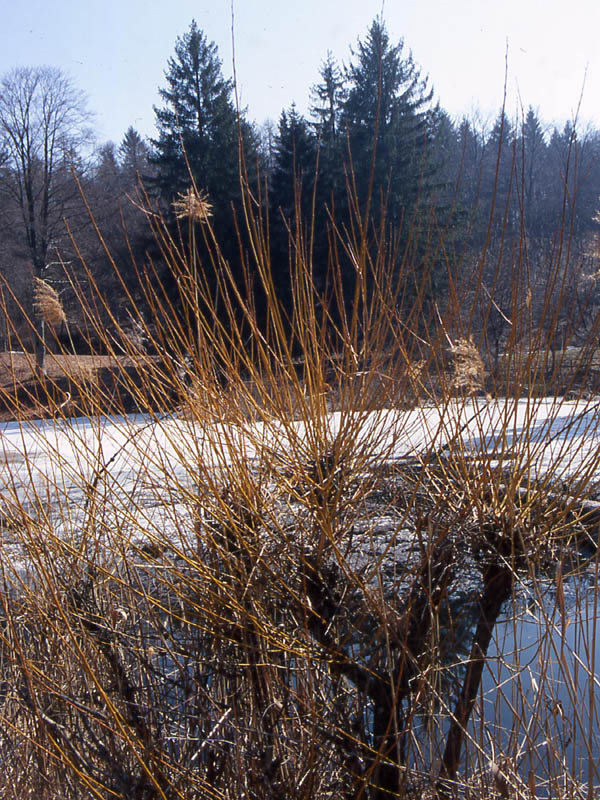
top-left (1, 397), bottom-right (599, 534)
top-left (1, 397), bottom-right (599, 500)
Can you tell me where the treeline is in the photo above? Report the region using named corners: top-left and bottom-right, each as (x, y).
top-left (0, 18), bottom-right (599, 356)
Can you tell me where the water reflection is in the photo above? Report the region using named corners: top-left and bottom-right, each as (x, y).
top-left (475, 574), bottom-right (600, 793)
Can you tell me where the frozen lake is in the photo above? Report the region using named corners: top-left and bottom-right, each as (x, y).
top-left (1, 397), bottom-right (599, 791)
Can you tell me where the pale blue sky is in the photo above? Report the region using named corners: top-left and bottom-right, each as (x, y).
top-left (2, 0), bottom-right (599, 146)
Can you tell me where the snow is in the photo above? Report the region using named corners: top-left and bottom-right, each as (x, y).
top-left (1, 396), bottom-right (599, 529)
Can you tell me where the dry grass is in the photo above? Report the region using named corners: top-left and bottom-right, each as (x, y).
top-left (0, 352), bottom-right (141, 388)
top-left (32, 277), bottom-right (67, 326)
top-left (449, 336), bottom-right (488, 397)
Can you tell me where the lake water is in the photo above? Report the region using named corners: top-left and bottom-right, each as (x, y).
top-left (473, 568), bottom-right (600, 794)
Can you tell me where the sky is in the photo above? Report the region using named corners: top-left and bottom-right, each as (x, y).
top-left (1, 0), bottom-right (599, 147)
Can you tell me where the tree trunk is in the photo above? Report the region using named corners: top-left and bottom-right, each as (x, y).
top-left (438, 563), bottom-right (513, 793)
top-left (34, 318), bottom-right (46, 377)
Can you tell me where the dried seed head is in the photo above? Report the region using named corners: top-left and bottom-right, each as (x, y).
top-left (172, 187), bottom-right (212, 222)
top-left (450, 336), bottom-right (487, 395)
top-left (406, 359), bottom-right (425, 387)
top-left (33, 278), bottom-right (67, 325)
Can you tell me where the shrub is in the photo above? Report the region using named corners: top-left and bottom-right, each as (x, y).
top-left (0, 148), bottom-right (598, 800)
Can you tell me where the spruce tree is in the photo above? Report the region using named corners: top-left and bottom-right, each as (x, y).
top-left (271, 105), bottom-right (318, 221)
top-left (310, 52), bottom-right (345, 199)
top-left (311, 52), bottom-right (345, 152)
top-left (269, 106), bottom-right (319, 303)
top-left (341, 18), bottom-right (434, 229)
top-left (119, 127), bottom-right (150, 184)
top-left (152, 20), bottom-right (242, 211)
top-left (482, 111), bottom-right (517, 235)
top-left (151, 21), bottom-right (259, 334)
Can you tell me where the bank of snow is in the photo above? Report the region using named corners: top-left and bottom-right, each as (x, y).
top-left (0, 396), bottom-right (599, 526)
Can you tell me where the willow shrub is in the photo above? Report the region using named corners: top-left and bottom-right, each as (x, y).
top-left (0, 166), bottom-right (598, 800)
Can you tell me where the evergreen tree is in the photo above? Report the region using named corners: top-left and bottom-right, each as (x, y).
top-left (549, 124), bottom-right (600, 240)
top-left (453, 116), bottom-right (487, 227)
top-left (542, 122), bottom-right (580, 238)
top-left (119, 127), bottom-right (150, 184)
top-left (256, 118), bottom-right (277, 177)
top-left (311, 52), bottom-right (345, 152)
top-left (481, 111), bottom-right (517, 238)
top-left (151, 21), bottom-right (259, 334)
top-left (269, 106), bottom-right (319, 303)
top-left (308, 51), bottom-right (348, 275)
top-left (271, 105), bottom-right (318, 221)
top-left (424, 107), bottom-right (461, 215)
top-left (310, 53), bottom-right (345, 200)
top-left (151, 20), bottom-right (251, 222)
top-left (95, 142), bottom-right (121, 195)
top-left (340, 18), bottom-right (434, 229)
top-left (520, 107), bottom-right (547, 237)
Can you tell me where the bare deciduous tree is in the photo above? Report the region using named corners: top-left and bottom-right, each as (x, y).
top-left (0, 66), bottom-right (92, 368)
